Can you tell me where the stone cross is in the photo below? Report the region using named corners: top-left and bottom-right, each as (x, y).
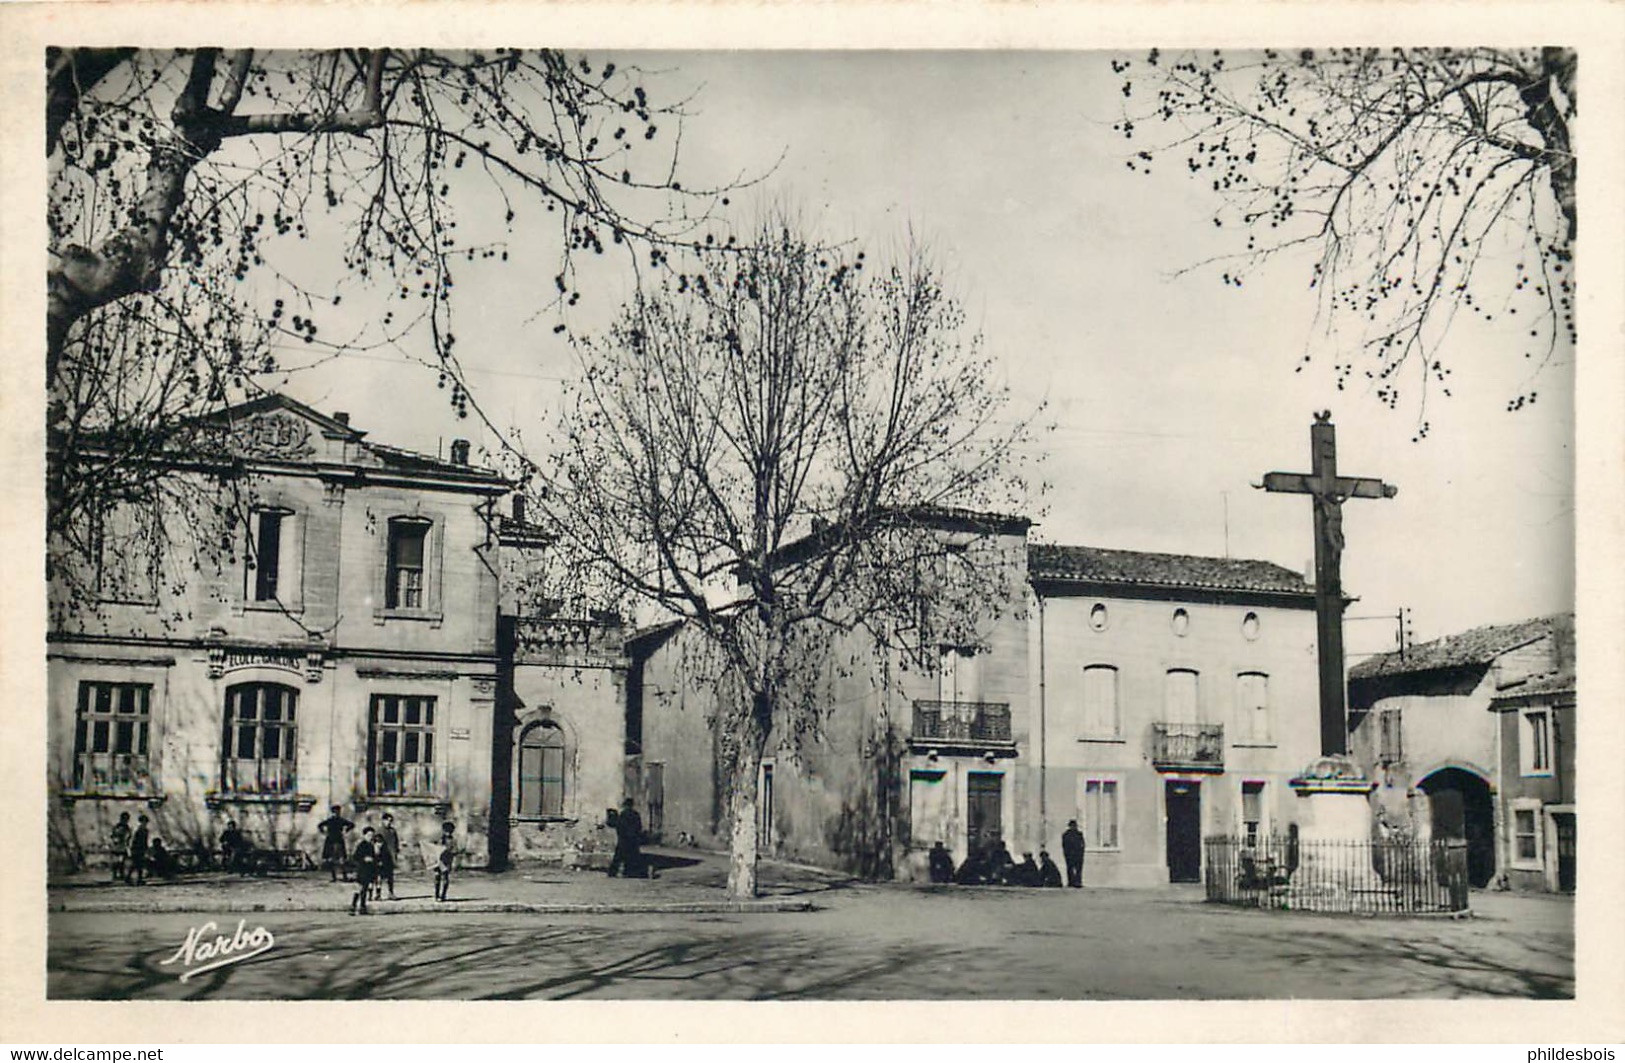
top-left (1259, 412), bottom-right (1396, 756)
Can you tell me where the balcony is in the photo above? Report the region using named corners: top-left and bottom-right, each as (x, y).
top-left (911, 700), bottom-right (1016, 758)
top-left (1151, 721), bottom-right (1225, 773)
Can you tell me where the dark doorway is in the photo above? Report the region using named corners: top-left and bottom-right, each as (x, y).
top-left (1165, 780), bottom-right (1201, 883)
top-left (967, 772), bottom-right (1003, 859)
top-left (646, 762), bottom-right (665, 842)
top-left (759, 763), bottom-right (775, 851)
top-left (1554, 812), bottom-right (1576, 892)
top-left (1419, 767), bottom-right (1495, 888)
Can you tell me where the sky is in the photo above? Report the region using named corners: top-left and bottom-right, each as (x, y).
top-left (268, 50), bottom-right (1576, 658)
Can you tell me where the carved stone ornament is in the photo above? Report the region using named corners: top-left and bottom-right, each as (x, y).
top-left (234, 412), bottom-right (315, 460)
top-left (1289, 752), bottom-right (1375, 795)
top-left (1293, 753), bottom-right (1367, 782)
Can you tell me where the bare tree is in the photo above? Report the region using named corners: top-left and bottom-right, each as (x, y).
top-left (542, 217), bottom-right (1038, 897)
top-left (47, 47), bottom-right (741, 592)
top-left (1115, 47), bottom-right (1575, 434)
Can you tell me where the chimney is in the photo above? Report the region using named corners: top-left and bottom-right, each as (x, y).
top-left (512, 494), bottom-right (527, 523)
top-left (450, 439), bottom-right (471, 466)
top-left (333, 411), bottom-right (350, 426)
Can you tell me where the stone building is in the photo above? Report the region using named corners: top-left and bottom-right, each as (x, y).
top-left (630, 514), bottom-right (1326, 887)
top-left (49, 395), bottom-right (509, 871)
top-left (631, 510), bottom-right (1034, 881)
top-left (1028, 546), bottom-right (1321, 886)
top-left (1347, 613), bottom-right (1573, 890)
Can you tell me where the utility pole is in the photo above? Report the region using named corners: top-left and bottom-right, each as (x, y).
top-left (1258, 412), bottom-right (1397, 757)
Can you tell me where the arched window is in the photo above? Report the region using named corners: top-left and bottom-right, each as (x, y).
top-left (517, 721), bottom-right (566, 818)
top-left (223, 682), bottom-right (298, 794)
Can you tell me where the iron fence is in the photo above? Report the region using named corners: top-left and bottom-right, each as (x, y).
top-left (1204, 834), bottom-right (1470, 914)
top-left (912, 700), bottom-right (1013, 744)
top-left (1151, 722), bottom-right (1225, 771)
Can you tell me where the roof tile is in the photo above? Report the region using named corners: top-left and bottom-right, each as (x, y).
top-left (1028, 543), bottom-right (1313, 596)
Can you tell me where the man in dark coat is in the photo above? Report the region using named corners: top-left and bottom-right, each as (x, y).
top-left (125, 813), bottom-right (149, 885)
top-left (377, 813), bottom-right (400, 900)
top-left (609, 798), bottom-right (645, 878)
top-left (1039, 850), bottom-right (1064, 888)
top-left (928, 841), bottom-right (955, 884)
top-left (988, 840), bottom-right (1015, 885)
top-left (318, 805), bottom-right (353, 882)
top-left (1061, 819), bottom-right (1086, 888)
top-left (1013, 852), bottom-right (1042, 887)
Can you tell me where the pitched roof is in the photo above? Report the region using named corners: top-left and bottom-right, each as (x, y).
top-left (1349, 615), bottom-right (1560, 681)
top-left (210, 393), bottom-right (505, 483)
top-left (1027, 543), bottom-right (1313, 597)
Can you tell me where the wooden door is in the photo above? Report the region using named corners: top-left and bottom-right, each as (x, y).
top-left (967, 772), bottom-right (1003, 859)
top-left (1166, 780), bottom-right (1202, 883)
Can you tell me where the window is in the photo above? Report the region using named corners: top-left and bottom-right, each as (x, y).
top-left (1088, 603), bottom-right (1109, 632)
top-left (1081, 665), bottom-right (1120, 738)
top-left (72, 682), bottom-right (152, 792)
top-left (369, 695), bottom-right (437, 797)
top-left (94, 502), bottom-right (160, 605)
top-left (1378, 709), bottom-right (1404, 764)
top-left (1520, 709), bottom-right (1552, 775)
top-left (385, 518), bottom-right (431, 609)
top-left (1164, 669), bottom-right (1200, 723)
top-left (245, 508), bottom-right (288, 602)
top-left (222, 683), bottom-right (298, 794)
top-left (1171, 608), bottom-right (1191, 636)
top-left (1241, 612), bottom-right (1261, 640)
top-left (517, 721), bottom-right (565, 817)
top-left (1514, 807), bottom-right (1540, 864)
top-left (1083, 778), bottom-right (1120, 849)
top-left (1241, 781), bottom-right (1265, 846)
top-left (938, 646), bottom-right (981, 703)
top-left (1234, 672), bottom-right (1270, 743)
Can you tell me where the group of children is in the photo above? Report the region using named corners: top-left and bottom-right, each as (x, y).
top-left (102, 806), bottom-right (458, 912)
top-left (106, 811), bottom-right (164, 884)
top-left (315, 806), bottom-right (457, 915)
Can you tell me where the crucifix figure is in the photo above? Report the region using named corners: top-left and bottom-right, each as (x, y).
top-left (1259, 411), bottom-right (1396, 757)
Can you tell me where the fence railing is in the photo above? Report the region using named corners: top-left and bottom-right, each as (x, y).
top-left (911, 700), bottom-right (1013, 746)
top-left (1151, 722), bottom-right (1224, 772)
top-left (1205, 834), bottom-right (1470, 914)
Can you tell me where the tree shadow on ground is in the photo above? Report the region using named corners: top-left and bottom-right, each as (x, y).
top-left (49, 919), bottom-right (965, 1001)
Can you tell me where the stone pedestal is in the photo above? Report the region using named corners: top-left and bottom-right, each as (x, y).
top-left (1289, 754), bottom-right (1383, 900)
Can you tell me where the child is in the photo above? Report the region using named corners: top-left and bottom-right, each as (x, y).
top-left (350, 827), bottom-right (378, 915)
top-left (433, 820), bottom-right (455, 902)
top-left (109, 812), bottom-right (131, 883)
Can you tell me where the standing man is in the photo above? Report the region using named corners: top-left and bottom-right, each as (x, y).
top-left (318, 804), bottom-right (353, 882)
top-left (109, 812), bottom-right (132, 883)
top-left (1061, 819), bottom-right (1086, 889)
top-left (377, 813), bottom-right (400, 900)
top-left (126, 813), bottom-right (150, 886)
top-left (608, 798), bottom-right (644, 878)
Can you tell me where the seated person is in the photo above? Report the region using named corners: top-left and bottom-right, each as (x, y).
top-left (1038, 850), bottom-right (1064, 888)
top-left (927, 841), bottom-right (955, 884)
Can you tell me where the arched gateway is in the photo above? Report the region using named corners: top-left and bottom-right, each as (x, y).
top-left (1417, 766), bottom-right (1495, 888)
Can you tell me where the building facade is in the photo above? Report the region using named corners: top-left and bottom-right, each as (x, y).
top-left (1028, 546), bottom-right (1321, 887)
top-left (1347, 614), bottom-right (1573, 891)
top-left (49, 396), bottom-right (508, 871)
top-left (632, 517), bottom-right (1326, 888)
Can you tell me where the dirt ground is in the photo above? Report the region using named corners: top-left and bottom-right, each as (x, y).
top-left (47, 882), bottom-right (1573, 1000)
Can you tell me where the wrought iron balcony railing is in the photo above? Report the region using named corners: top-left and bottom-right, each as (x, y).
top-left (911, 699), bottom-right (1014, 755)
top-left (1151, 721), bottom-right (1225, 772)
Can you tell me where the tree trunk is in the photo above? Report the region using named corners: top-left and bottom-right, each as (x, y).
top-left (725, 749), bottom-right (761, 899)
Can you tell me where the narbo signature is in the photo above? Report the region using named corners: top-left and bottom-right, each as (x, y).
top-left (159, 919), bottom-right (275, 982)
